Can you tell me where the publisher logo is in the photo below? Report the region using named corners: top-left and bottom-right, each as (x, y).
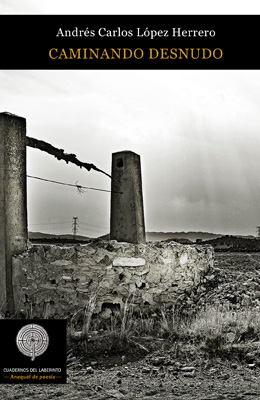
top-left (16, 324), bottom-right (49, 361)
top-left (0, 320), bottom-right (66, 384)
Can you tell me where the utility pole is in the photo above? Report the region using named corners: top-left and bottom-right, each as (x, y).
top-left (72, 217), bottom-right (78, 239)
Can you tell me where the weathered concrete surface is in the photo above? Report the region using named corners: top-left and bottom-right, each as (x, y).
top-left (110, 151), bottom-right (146, 244)
top-left (0, 113), bottom-right (27, 314)
top-left (12, 240), bottom-right (213, 319)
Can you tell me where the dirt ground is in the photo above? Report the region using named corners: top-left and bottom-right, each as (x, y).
top-left (1, 252), bottom-right (260, 400)
top-left (1, 359), bottom-right (260, 400)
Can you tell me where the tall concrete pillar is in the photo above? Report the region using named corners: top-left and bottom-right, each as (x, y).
top-left (0, 113), bottom-right (27, 314)
top-left (110, 151), bottom-right (145, 244)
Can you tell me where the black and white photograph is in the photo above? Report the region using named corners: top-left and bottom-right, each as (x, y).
top-left (1, 1), bottom-right (260, 399)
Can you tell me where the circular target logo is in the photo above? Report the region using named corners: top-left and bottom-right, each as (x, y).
top-left (16, 324), bottom-right (49, 361)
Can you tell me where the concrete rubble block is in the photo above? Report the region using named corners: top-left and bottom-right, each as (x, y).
top-left (105, 240), bottom-right (132, 253)
top-left (50, 259), bottom-right (74, 267)
top-left (58, 279), bottom-right (75, 289)
top-left (132, 266), bottom-right (150, 276)
top-left (146, 264), bottom-right (161, 284)
top-left (131, 295), bottom-right (144, 305)
top-left (76, 275), bottom-right (90, 284)
top-left (142, 293), bottom-right (155, 305)
top-left (98, 286), bottom-right (116, 297)
top-left (135, 276), bottom-right (146, 288)
top-left (76, 287), bottom-right (89, 294)
top-left (113, 257), bottom-right (146, 267)
top-left (129, 283), bottom-right (137, 292)
top-left (33, 246), bottom-right (45, 257)
top-left (113, 285), bottom-right (130, 298)
top-left (76, 244), bottom-right (96, 257)
top-left (63, 246), bottom-right (78, 259)
top-left (45, 246), bottom-right (71, 260)
top-left (179, 252), bottom-right (189, 267)
top-left (159, 256), bottom-right (174, 265)
top-left (147, 287), bottom-right (163, 295)
top-left (78, 266), bottom-right (101, 275)
top-left (99, 254), bottom-right (112, 266)
top-left (33, 251), bottom-right (45, 263)
top-left (166, 287), bottom-right (179, 294)
top-left (105, 268), bottom-right (122, 282)
top-left (76, 294), bottom-right (90, 306)
top-left (159, 263), bottom-right (175, 278)
top-left (157, 293), bottom-right (176, 304)
top-left (91, 252), bottom-right (113, 265)
top-left (39, 283), bottom-right (59, 291)
top-left (133, 243), bottom-right (148, 257)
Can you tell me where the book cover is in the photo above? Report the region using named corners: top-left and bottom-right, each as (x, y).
top-left (0, 1), bottom-right (260, 399)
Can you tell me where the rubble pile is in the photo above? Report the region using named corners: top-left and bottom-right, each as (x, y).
top-left (175, 253), bottom-right (260, 314)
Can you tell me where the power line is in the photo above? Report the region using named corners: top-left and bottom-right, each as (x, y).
top-left (27, 175), bottom-right (122, 194)
top-left (80, 221), bottom-right (109, 229)
top-left (29, 222), bottom-right (71, 226)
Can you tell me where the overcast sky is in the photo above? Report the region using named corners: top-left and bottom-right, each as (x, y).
top-left (1, 1), bottom-right (260, 237)
top-left (1, 0), bottom-right (260, 15)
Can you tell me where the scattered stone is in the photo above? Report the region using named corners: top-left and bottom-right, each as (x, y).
top-left (105, 389), bottom-right (126, 398)
top-left (142, 367), bottom-right (151, 374)
top-left (145, 389), bottom-right (159, 396)
top-left (183, 371), bottom-right (195, 378)
top-left (168, 368), bottom-right (179, 376)
top-left (152, 367), bottom-right (160, 375)
top-left (226, 332), bottom-right (236, 342)
top-left (180, 366), bottom-right (195, 372)
top-left (158, 372), bottom-right (166, 378)
top-left (90, 361), bottom-right (98, 367)
top-left (245, 352), bottom-right (255, 362)
top-left (221, 373), bottom-right (230, 380)
top-left (151, 356), bottom-right (165, 366)
top-left (85, 366), bottom-right (94, 374)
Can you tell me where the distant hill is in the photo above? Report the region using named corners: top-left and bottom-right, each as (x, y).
top-left (100, 231), bottom-right (224, 243)
top-left (146, 232), bottom-right (223, 243)
top-left (29, 231), bottom-right (90, 243)
top-left (203, 235), bottom-right (260, 252)
top-left (29, 231), bottom-right (257, 247)
top-left (29, 231), bottom-right (90, 240)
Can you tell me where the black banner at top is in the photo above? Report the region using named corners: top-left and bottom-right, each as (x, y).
top-left (1, 15), bottom-right (259, 69)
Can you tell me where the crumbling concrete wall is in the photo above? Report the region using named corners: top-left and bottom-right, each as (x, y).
top-left (12, 240), bottom-right (213, 319)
